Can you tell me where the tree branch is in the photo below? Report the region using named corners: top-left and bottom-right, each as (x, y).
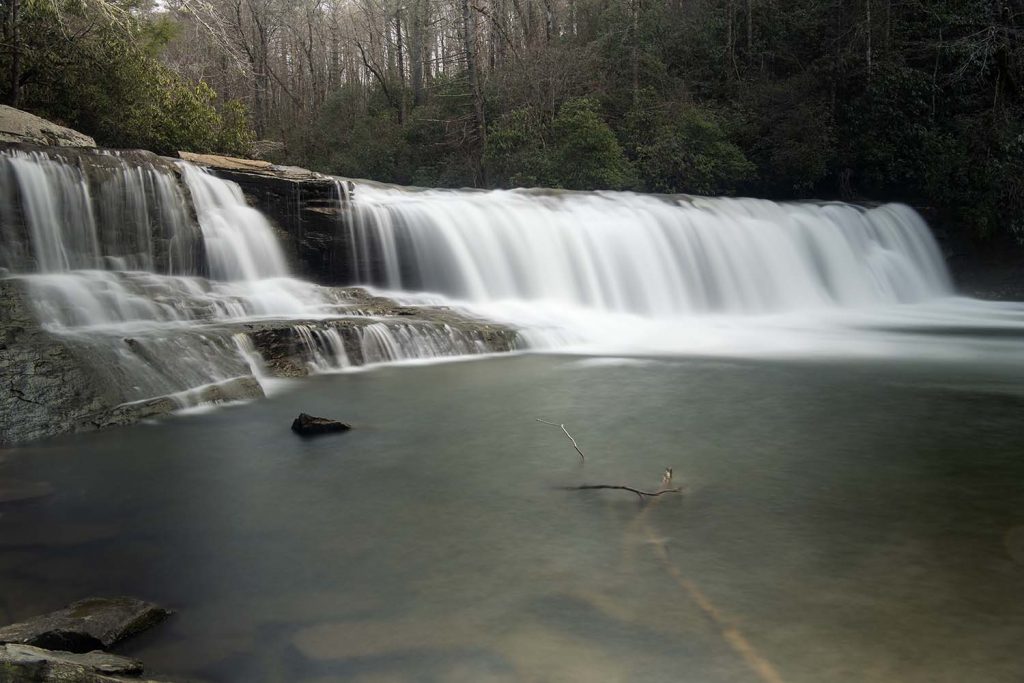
top-left (536, 418), bottom-right (585, 462)
top-left (560, 484), bottom-right (683, 500)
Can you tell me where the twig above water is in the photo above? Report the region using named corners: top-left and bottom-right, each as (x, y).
top-left (561, 484), bottom-right (683, 501)
top-left (535, 418), bottom-right (585, 462)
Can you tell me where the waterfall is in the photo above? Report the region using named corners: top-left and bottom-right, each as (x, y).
top-left (0, 149), bottom-right (198, 275)
top-left (0, 148), bottom-right (506, 431)
top-left (333, 182), bottom-right (1024, 362)
top-left (345, 186), bottom-right (953, 315)
top-left (3, 144), bottom-right (1022, 443)
top-left (180, 164), bottom-right (290, 281)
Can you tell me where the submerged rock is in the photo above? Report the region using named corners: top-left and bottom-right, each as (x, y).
top-left (0, 480), bottom-right (53, 504)
top-left (291, 413), bottom-right (351, 436)
top-left (0, 597), bottom-right (171, 653)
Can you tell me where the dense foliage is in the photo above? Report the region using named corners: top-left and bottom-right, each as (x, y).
top-left (0, 0), bottom-right (253, 155)
top-left (2, 0), bottom-right (1022, 247)
top-left (269, 0), bottom-right (1023, 245)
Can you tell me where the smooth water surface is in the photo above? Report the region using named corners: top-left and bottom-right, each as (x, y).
top-left (2, 355), bottom-right (1024, 683)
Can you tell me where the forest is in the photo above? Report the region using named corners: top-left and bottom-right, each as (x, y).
top-left (1, 0), bottom-right (1021, 245)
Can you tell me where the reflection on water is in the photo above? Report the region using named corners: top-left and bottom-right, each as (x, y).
top-left (1, 355), bottom-right (1024, 683)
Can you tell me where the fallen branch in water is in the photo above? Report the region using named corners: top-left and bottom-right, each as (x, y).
top-left (535, 418), bottom-right (585, 462)
top-left (561, 484), bottom-right (682, 501)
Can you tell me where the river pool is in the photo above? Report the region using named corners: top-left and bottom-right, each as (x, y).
top-left (2, 353), bottom-right (1024, 682)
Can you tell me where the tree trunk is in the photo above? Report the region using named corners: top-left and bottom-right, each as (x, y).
top-left (746, 0), bottom-right (753, 57)
top-left (396, 7), bottom-right (406, 123)
top-left (630, 0), bottom-right (639, 105)
top-left (726, 0), bottom-right (736, 76)
top-left (461, 0), bottom-right (486, 177)
top-left (8, 0), bottom-right (19, 107)
top-left (410, 0), bottom-right (425, 104)
top-left (865, 0), bottom-right (872, 83)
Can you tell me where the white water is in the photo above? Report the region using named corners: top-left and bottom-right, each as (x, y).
top-left (345, 184), bottom-right (1024, 362)
top-left (0, 150), bottom-right (198, 274)
top-left (181, 164), bottom-right (291, 282)
top-left (0, 150), bottom-right (503, 413)
top-left (348, 186), bottom-right (951, 313)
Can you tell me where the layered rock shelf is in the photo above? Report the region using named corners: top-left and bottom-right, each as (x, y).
top-left (0, 134), bottom-right (520, 447)
top-left (0, 278), bottom-right (517, 446)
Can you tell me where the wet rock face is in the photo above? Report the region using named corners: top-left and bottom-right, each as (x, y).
top-left (0, 106), bottom-right (96, 148)
top-left (177, 151), bottom-right (365, 284)
top-left (0, 278), bottom-right (122, 446)
top-left (0, 597), bottom-right (171, 653)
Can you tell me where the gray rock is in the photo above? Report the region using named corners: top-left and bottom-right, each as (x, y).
top-left (291, 413), bottom-right (351, 436)
top-left (0, 106), bottom-right (95, 148)
top-left (0, 278), bottom-right (124, 447)
top-left (0, 643), bottom-right (166, 682)
top-left (0, 597), bottom-right (171, 653)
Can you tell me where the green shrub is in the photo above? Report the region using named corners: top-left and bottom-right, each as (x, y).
top-left (548, 97), bottom-right (636, 190)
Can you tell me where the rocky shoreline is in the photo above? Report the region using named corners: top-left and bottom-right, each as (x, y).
top-left (0, 597), bottom-right (172, 682)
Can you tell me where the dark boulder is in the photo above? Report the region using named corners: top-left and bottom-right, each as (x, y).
top-left (291, 413), bottom-right (351, 436)
top-left (0, 597), bottom-right (171, 653)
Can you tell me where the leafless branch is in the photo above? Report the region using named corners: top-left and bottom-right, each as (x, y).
top-left (561, 484), bottom-right (683, 500)
top-left (536, 418), bottom-right (585, 462)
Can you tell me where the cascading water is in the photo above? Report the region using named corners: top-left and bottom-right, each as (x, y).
top-left (342, 184), bottom-right (1024, 359)
top-left (0, 149), bottom-right (199, 274)
top-left (181, 164), bottom-right (290, 282)
top-left (3, 143), bottom-right (1023, 443)
top-left (0, 148), bottom-right (505, 429)
top-left (346, 186), bottom-right (951, 313)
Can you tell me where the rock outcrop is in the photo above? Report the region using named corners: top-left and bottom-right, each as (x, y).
top-left (0, 279), bottom-right (518, 446)
top-left (0, 644), bottom-right (160, 683)
top-left (0, 106), bottom-right (95, 148)
top-left (0, 278), bottom-right (122, 446)
top-left (0, 597), bottom-right (173, 683)
top-left (0, 597), bottom-right (171, 653)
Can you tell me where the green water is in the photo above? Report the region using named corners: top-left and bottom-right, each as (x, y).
top-left (2, 354), bottom-right (1024, 682)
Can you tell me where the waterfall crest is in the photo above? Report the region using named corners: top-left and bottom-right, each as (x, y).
top-left (346, 185), bottom-right (952, 315)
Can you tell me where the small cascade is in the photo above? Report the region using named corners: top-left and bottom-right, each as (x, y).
top-left (0, 146), bottom-right (520, 444)
top-left (233, 333), bottom-right (269, 383)
top-left (294, 324), bottom-right (352, 372)
top-left (0, 149), bottom-right (199, 275)
top-left (180, 164), bottom-right (290, 281)
top-left (356, 322), bottom-right (493, 364)
top-left (1, 146), bottom-right (509, 439)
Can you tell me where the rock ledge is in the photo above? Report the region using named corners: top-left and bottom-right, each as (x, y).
top-left (0, 106), bottom-right (95, 147)
top-left (0, 597), bottom-right (171, 653)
